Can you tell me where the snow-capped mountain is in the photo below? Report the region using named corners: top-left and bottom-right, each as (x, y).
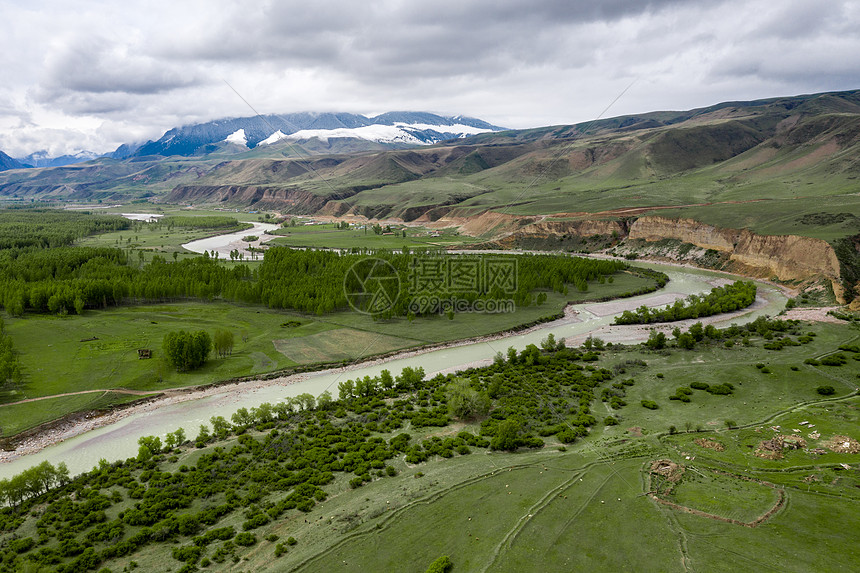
top-left (131, 112), bottom-right (504, 157)
top-left (16, 150), bottom-right (100, 168)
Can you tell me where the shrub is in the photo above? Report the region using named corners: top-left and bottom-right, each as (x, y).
top-left (706, 384), bottom-right (734, 395)
top-left (234, 532), bottom-right (257, 547)
top-left (426, 555), bottom-right (454, 573)
top-left (816, 385), bottom-right (836, 396)
top-left (820, 354), bottom-right (847, 366)
top-left (172, 545), bottom-right (203, 564)
top-left (10, 537), bottom-right (35, 554)
top-left (690, 381), bottom-right (709, 390)
top-left (640, 400), bottom-right (659, 410)
top-left (556, 428), bottom-right (579, 444)
top-left (604, 416), bottom-right (619, 426)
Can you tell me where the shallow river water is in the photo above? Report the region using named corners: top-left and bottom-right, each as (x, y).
top-left (0, 261), bottom-right (785, 479)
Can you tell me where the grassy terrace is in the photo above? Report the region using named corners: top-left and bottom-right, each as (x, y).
top-left (269, 222), bottom-right (478, 250)
top-left (2, 320), bottom-right (859, 572)
top-left (0, 270), bottom-right (656, 437)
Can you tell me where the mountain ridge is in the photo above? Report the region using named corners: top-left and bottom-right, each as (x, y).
top-left (0, 150), bottom-right (25, 171)
top-left (1, 89), bottom-right (858, 237)
top-left (132, 111), bottom-right (505, 157)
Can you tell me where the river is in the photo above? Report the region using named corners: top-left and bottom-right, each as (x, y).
top-left (0, 259), bottom-right (786, 479)
top-left (182, 221), bottom-right (280, 258)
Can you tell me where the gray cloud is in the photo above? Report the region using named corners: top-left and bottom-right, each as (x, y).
top-left (35, 35), bottom-right (206, 105)
top-left (0, 0), bottom-right (857, 157)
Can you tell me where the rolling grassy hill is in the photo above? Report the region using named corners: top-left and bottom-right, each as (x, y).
top-left (2, 90), bottom-right (856, 218)
top-left (1, 89), bottom-right (858, 250)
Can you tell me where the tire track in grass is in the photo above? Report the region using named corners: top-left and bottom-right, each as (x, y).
top-left (1, 388), bottom-right (161, 406)
top-left (655, 494), bottom-right (692, 572)
top-left (479, 466), bottom-right (598, 573)
top-left (291, 458), bottom-right (598, 573)
top-left (289, 462), bottom-right (524, 572)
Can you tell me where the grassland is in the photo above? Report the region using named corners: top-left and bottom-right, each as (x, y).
top-left (0, 392), bottom-right (154, 438)
top-left (0, 270), bottom-right (656, 436)
top-left (269, 222), bottom-right (477, 249)
top-left (32, 319), bottom-right (856, 573)
top-left (247, 321), bottom-right (860, 572)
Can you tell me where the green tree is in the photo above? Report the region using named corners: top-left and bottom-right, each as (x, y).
top-left (213, 329), bottom-right (235, 358)
top-left (645, 330), bottom-right (667, 350)
top-left (447, 380), bottom-right (491, 420)
top-left (317, 391), bottom-right (333, 410)
top-left (231, 407), bottom-right (255, 427)
top-left (491, 419), bottom-right (523, 451)
top-left (163, 330), bottom-right (212, 371)
top-left (676, 332), bottom-right (695, 349)
top-left (138, 435), bottom-right (162, 456)
top-left (541, 333), bottom-right (557, 351)
top-left (379, 369), bottom-right (394, 389)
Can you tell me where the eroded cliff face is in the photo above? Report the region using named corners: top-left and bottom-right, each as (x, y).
top-left (628, 216), bottom-right (844, 301)
top-left (493, 218), bottom-right (626, 248)
top-left (516, 218), bottom-right (626, 238)
top-left (627, 217), bottom-right (736, 251)
top-left (419, 210), bottom-right (538, 237)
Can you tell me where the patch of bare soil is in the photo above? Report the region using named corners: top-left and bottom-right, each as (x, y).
top-left (824, 435), bottom-right (860, 454)
top-left (754, 434), bottom-right (807, 459)
top-left (583, 292), bottom-right (686, 317)
top-left (627, 426), bottom-right (643, 437)
top-left (650, 459), bottom-right (684, 483)
top-left (783, 306), bottom-right (846, 323)
top-left (694, 438), bottom-right (726, 451)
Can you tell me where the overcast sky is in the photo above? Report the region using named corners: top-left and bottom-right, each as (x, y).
top-left (1, 0), bottom-right (858, 157)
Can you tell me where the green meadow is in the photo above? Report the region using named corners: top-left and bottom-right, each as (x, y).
top-left (20, 319), bottom-right (854, 573)
top-left (0, 270), bottom-right (657, 436)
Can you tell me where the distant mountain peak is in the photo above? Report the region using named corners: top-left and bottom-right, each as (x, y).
top-left (12, 149), bottom-right (100, 169)
top-left (131, 112), bottom-right (505, 157)
top-left (0, 150), bottom-right (25, 171)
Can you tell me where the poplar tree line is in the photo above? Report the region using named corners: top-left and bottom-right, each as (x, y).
top-left (159, 216), bottom-right (249, 230)
top-left (0, 247), bottom-right (628, 318)
top-left (0, 210), bottom-right (129, 250)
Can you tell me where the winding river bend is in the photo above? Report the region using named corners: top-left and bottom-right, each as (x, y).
top-left (182, 221), bottom-right (280, 258)
top-left (0, 247), bottom-right (785, 479)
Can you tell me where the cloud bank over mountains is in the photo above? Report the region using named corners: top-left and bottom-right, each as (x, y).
top-left (1, 0), bottom-right (858, 157)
